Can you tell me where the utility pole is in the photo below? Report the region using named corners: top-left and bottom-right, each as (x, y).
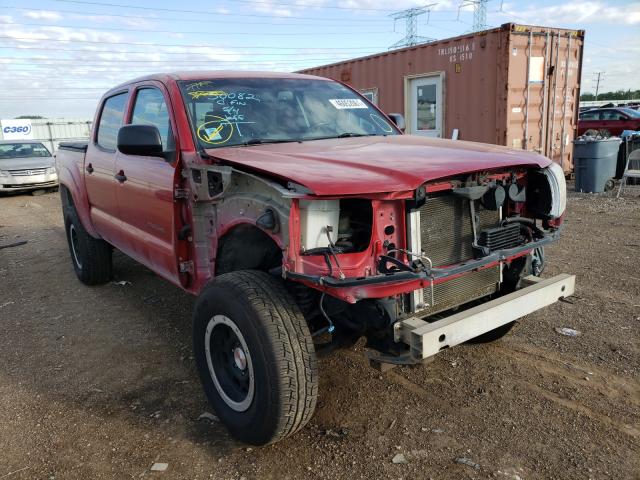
top-left (593, 71), bottom-right (604, 101)
top-left (459, 0), bottom-right (489, 32)
top-left (389, 4), bottom-right (437, 50)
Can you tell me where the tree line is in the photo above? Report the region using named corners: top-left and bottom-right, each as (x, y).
top-left (580, 90), bottom-right (640, 101)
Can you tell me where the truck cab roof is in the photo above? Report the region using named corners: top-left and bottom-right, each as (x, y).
top-left (105, 70), bottom-right (328, 95)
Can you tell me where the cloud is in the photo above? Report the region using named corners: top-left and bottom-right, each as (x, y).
top-left (249, 0), bottom-right (294, 17)
top-left (67, 13), bottom-right (156, 29)
top-left (23, 10), bottom-right (63, 21)
top-left (500, 1), bottom-right (640, 26)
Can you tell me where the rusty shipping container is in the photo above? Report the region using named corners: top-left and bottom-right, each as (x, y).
top-left (300, 23), bottom-right (584, 172)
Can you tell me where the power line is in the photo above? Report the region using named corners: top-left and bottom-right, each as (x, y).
top-left (1, 5), bottom-right (391, 26)
top-left (0, 56), bottom-right (357, 65)
top-left (0, 35), bottom-right (386, 51)
top-left (0, 45), bottom-right (381, 57)
top-left (0, 21), bottom-right (390, 36)
top-left (50, 0), bottom-right (394, 22)
top-left (186, 0), bottom-right (399, 12)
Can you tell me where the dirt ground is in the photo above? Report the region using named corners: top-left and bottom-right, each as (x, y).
top-left (1, 186), bottom-right (639, 480)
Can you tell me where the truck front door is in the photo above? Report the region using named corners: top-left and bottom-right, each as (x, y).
top-left (114, 83), bottom-right (180, 284)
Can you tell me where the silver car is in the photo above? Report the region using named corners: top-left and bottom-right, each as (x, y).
top-left (0, 140), bottom-right (58, 193)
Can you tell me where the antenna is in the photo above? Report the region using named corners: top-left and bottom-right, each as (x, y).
top-left (389, 4), bottom-right (437, 50)
top-left (459, 0), bottom-right (489, 32)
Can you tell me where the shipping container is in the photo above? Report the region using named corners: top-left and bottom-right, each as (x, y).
top-left (300, 23), bottom-right (584, 172)
top-left (0, 118), bottom-right (92, 154)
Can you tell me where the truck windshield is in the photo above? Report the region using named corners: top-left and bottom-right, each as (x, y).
top-left (0, 143), bottom-right (51, 159)
top-left (178, 78), bottom-right (398, 149)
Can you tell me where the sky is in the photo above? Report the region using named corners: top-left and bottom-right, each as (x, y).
top-left (0, 0), bottom-right (638, 118)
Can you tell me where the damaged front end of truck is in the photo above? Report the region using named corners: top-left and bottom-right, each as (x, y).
top-left (183, 154), bottom-right (574, 370)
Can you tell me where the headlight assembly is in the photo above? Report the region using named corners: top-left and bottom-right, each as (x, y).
top-left (526, 162), bottom-right (567, 220)
top-left (544, 162), bottom-right (567, 219)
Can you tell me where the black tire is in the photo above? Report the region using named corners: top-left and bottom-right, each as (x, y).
top-left (466, 321), bottom-right (516, 344)
top-left (63, 204), bottom-right (112, 285)
top-left (604, 178), bottom-right (615, 192)
top-left (193, 270), bottom-right (318, 445)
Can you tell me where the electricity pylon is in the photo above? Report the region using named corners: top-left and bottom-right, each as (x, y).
top-left (389, 4), bottom-right (437, 50)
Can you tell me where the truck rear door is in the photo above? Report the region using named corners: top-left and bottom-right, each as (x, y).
top-left (113, 83), bottom-right (180, 284)
top-left (86, 91), bottom-right (129, 245)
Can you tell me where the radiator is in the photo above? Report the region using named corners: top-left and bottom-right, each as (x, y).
top-left (408, 195), bottom-right (502, 316)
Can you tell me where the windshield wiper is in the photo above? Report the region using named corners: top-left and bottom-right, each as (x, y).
top-left (304, 133), bottom-right (378, 141)
top-left (337, 132), bottom-right (373, 138)
top-left (239, 138), bottom-right (301, 146)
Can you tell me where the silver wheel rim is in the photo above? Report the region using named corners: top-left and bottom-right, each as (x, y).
top-left (205, 314), bottom-right (255, 412)
top-left (69, 223), bottom-right (82, 269)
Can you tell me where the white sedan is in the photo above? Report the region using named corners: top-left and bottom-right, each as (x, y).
top-left (0, 140), bottom-right (58, 193)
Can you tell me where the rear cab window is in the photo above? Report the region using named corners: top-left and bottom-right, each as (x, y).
top-left (96, 92), bottom-right (129, 151)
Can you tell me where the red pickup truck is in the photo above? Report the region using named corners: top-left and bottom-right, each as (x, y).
top-left (56, 71), bottom-right (574, 445)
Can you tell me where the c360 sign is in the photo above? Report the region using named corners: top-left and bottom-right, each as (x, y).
top-left (1, 119), bottom-right (34, 140)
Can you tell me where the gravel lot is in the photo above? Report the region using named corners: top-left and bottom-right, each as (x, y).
top-left (1, 187), bottom-right (638, 480)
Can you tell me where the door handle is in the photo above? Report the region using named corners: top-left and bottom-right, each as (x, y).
top-left (114, 171), bottom-right (127, 183)
top-left (85, 163), bottom-right (94, 174)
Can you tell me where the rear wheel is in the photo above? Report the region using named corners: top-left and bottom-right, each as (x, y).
top-left (193, 270), bottom-right (318, 445)
top-left (63, 204), bottom-right (112, 285)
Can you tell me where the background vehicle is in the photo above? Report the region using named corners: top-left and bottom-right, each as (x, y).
top-left (578, 107), bottom-right (640, 136)
top-left (56, 71), bottom-right (574, 446)
top-left (0, 140), bottom-right (58, 193)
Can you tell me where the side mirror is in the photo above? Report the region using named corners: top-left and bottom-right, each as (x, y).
top-left (387, 113), bottom-right (406, 132)
top-left (117, 124), bottom-right (163, 157)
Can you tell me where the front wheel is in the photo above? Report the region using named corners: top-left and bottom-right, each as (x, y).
top-left (193, 270), bottom-right (318, 445)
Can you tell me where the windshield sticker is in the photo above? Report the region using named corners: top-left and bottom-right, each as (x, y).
top-left (370, 114), bottom-right (394, 133)
top-left (329, 98), bottom-right (367, 109)
top-left (196, 117), bottom-right (234, 145)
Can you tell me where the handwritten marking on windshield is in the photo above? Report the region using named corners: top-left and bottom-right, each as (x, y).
top-left (185, 80), bottom-right (215, 91)
top-left (197, 117), bottom-right (234, 145)
top-left (188, 90), bottom-right (227, 99)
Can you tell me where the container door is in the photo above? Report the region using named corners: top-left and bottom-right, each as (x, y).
top-left (542, 31), bottom-right (582, 172)
top-left (409, 75), bottom-right (442, 138)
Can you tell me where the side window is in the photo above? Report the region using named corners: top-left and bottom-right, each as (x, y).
top-left (131, 88), bottom-right (172, 150)
top-left (602, 110), bottom-right (625, 121)
top-left (580, 110), bottom-right (599, 120)
top-left (96, 92), bottom-right (128, 150)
